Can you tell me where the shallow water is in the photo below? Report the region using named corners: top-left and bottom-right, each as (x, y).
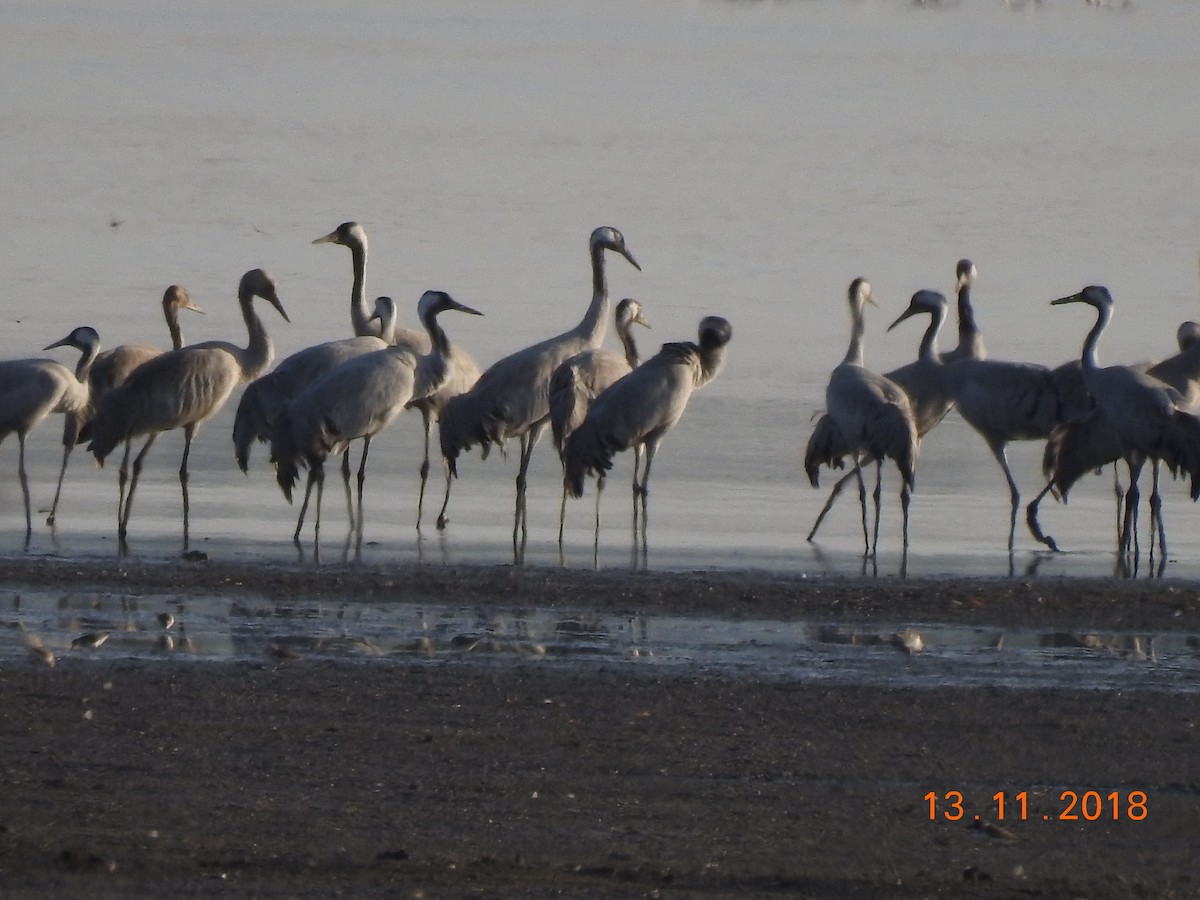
top-left (8, 588), bottom-right (1200, 693)
top-left (4, 1), bottom-right (1200, 577)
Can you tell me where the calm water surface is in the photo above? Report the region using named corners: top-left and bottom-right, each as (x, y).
top-left (3, 1), bottom-right (1200, 579)
top-left (8, 588), bottom-right (1200, 692)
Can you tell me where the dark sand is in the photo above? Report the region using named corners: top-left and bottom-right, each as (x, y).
top-left (1, 558), bottom-right (1198, 897)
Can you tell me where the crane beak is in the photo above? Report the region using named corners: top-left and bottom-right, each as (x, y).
top-left (886, 305), bottom-right (919, 332)
top-left (268, 293), bottom-right (291, 323)
top-left (42, 333), bottom-right (74, 351)
top-left (447, 299), bottom-right (484, 317)
top-left (1051, 293), bottom-right (1082, 306)
top-left (635, 313), bottom-right (651, 329)
top-left (312, 229), bottom-right (340, 245)
top-left (621, 248), bottom-right (642, 272)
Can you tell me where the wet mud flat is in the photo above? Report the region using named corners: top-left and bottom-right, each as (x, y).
top-left (0, 559), bottom-right (1198, 897)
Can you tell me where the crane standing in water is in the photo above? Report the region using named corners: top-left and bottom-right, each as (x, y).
top-left (437, 226), bottom-right (640, 553)
top-left (88, 269), bottom-right (289, 549)
top-left (48, 285), bottom-right (203, 527)
top-left (563, 315), bottom-right (732, 551)
top-left (549, 297), bottom-right (650, 544)
top-left (806, 260), bottom-right (984, 543)
top-left (1028, 285), bottom-right (1200, 558)
top-left (270, 290), bottom-right (482, 546)
top-left (805, 279), bottom-right (919, 560)
top-left (0, 326), bottom-right (100, 540)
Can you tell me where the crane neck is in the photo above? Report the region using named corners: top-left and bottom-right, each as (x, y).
top-left (238, 290), bottom-right (276, 382)
top-left (412, 309), bottom-right (451, 400)
top-left (698, 344), bottom-right (728, 388)
top-left (347, 239), bottom-right (372, 337)
top-left (955, 282), bottom-right (982, 356)
top-left (842, 298), bottom-right (866, 366)
top-left (163, 304), bottom-right (190, 351)
top-left (73, 342), bottom-right (99, 384)
top-left (1080, 301), bottom-right (1112, 372)
top-left (920, 302), bottom-right (947, 364)
top-left (579, 241), bottom-right (613, 347)
top-left (617, 321), bottom-right (641, 370)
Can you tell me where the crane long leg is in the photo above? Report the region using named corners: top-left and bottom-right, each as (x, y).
top-left (116, 440), bottom-right (133, 531)
top-left (341, 448), bottom-right (354, 532)
top-left (558, 478), bottom-right (569, 547)
top-left (121, 434), bottom-right (158, 543)
top-left (1149, 459), bottom-right (1166, 561)
top-left (417, 408), bottom-right (433, 529)
top-left (1120, 459), bottom-right (1143, 558)
top-left (47, 442), bottom-right (73, 528)
top-left (1113, 465), bottom-right (1124, 546)
top-left (870, 460), bottom-right (883, 559)
top-left (1025, 482), bottom-right (1060, 552)
top-left (18, 433), bottom-right (32, 539)
top-left (986, 440), bottom-right (1020, 554)
top-left (594, 473), bottom-right (606, 565)
top-left (805, 465), bottom-right (862, 543)
top-left (855, 463), bottom-right (869, 556)
top-left (313, 463), bottom-right (326, 548)
top-left (436, 468), bottom-right (453, 531)
top-left (294, 469), bottom-right (316, 542)
top-left (513, 423), bottom-right (545, 549)
top-left (180, 424), bottom-right (195, 549)
top-left (355, 436), bottom-right (371, 538)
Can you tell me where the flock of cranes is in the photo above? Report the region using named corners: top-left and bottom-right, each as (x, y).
top-left (0, 224), bottom-right (730, 557)
top-left (805, 262), bottom-right (1200, 571)
top-left (7, 219), bottom-right (1199, 568)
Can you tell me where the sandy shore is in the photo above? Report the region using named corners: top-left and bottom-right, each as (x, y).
top-left (1, 558), bottom-right (1197, 897)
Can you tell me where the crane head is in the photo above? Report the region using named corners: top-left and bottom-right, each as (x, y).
top-left (43, 325), bottom-right (100, 355)
top-left (847, 277), bottom-right (877, 310)
top-left (417, 290), bottom-right (484, 322)
top-left (590, 226), bottom-right (641, 272)
top-left (956, 259), bottom-right (977, 289)
top-left (163, 285), bottom-right (204, 316)
top-left (888, 290), bottom-right (947, 332)
top-left (240, 269), bottom-right (290, 323)
top-left (1052, 285), bottom-right (1113, 310)
top-left (313, 221), bottom-right (366, 250)
top-left (616, 298), bottom-right (651, 331)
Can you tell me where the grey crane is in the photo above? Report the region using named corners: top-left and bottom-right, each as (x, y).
top-left (1026, 321), bottom-right (1200, 556)
top-left (806, 259), bottom-right (984, 542)
top-left (233, 221), bottom-right (418, 518)
top-left (0, 326), bottom-right (99, 539)
top-left (407, 313), bottom-right (483, 531)
top-left (1027, 286), bottom-right (1200, 557)
top-left (89, 269), bottom-right (289, 549)
top-left (310, 221), bottom-right (483, 529)
top-left (562, 315), bottom-right (732, 550)
top-left (235, 295), bottom-right (397, 537)
top-left (804, 279), bottom-right (919, 560)
top-left (47, 285), bottom-right (203, 527)
top-left (270, 290), bottom-right (481, 546)
top-left (549, 297), bottom-right (650, 544)
top-left (885, 288), bottom-right (1091, 553)
top-left (436, 226), bottom-right (640, 547)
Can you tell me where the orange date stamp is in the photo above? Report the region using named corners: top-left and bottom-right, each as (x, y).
top-left (925, 790), bottom-right (1147, 822)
